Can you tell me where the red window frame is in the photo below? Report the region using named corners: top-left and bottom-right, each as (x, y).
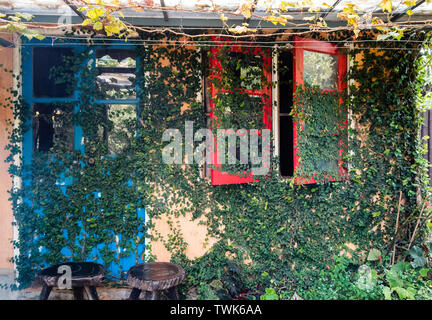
top-left (293, 36), bottom-right (348, 184)
top-left (208, 37), bottom-right (272, 185)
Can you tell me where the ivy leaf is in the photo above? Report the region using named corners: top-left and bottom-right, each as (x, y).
top-left (408, 245), bottom-right (427, 268)
top-left (367, 248), bottom-right (382, 261)
top-left (372, 211), bottom-right (381, 218)
top-left (260, 288), bottom-right (279, 300)
top-left (383, 286), bottom-right (393, 300)
top-left (392, 261), bottom-right (410, 273)
top-left (419, 268), bottom-right (430, 278)
top-left (394, 287), bottom-right (416, 300)
top-left (386, 269), bottom-right (404, 288)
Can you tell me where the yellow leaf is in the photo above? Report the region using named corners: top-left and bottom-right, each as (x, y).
top-left (95, 8), bottom-right (104, 17)
top-left (105, 24), bottom-right (121, 35)
top-left (94, 21), bottom-right (103, 30)
top-left (379, 0), bottom-right (392, 13)
top-left (238, 2), bottom-right (253, 19)
top-left (82, 19), bottom-right (92, 26)
top-left (88, 10), bottom-right (98, 20)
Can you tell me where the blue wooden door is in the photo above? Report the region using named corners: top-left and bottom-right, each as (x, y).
top-left (21, 37), bottom-right (146, 278)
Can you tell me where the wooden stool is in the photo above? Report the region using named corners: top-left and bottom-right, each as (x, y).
top-left (35, 262), bottom-right (105, 300)
top-left (127, 262), bottom-right (185, 300)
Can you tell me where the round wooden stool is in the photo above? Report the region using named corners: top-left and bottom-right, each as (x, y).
top-left (35, 262), bottom-right (105, 300)
top-left (127, 262), bottom-right (185, 300)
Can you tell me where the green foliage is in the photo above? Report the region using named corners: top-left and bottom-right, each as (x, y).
top-left (260, 288), bottom-right (279, 300)
top-left (0, 12), bottom-right (45, 40)
top-left (3, 29), bottom-right (432, 300)
top-left (293, 84), bottom-right (347, 182)
top-left (197, 282), bottom-right (220, 300)
top-left (297, 252), bottom-right (432, 300)
top-left (298, 256), bottom-right (383, 300)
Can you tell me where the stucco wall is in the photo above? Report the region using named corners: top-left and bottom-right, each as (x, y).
top-left (0, 34), bottom-right (14, 270)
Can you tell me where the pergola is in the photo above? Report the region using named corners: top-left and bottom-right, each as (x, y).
top-left (1, 0), bottom-right (432, 28)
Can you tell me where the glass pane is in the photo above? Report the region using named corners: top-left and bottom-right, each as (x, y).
top-left (33, 47), bottom-right (75, 98)
top-left (213, 93), bottom-right (263, 130)
top-left (303, 50), bottom-right (337, 90)
top-left (33, 103), bottom-right (74, 152)
top-left (311, 159), bottom-right (339, 173)
top-left (224, 52), bottom-right (263, 90)
top-left (95, 49), bottom-right (136, 100)
top-left (98, 104), bottom-right (137, 155)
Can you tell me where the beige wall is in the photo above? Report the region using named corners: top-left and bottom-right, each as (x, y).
top-left (0, 34), bottom-right (14, 270)
top-left (151, 212), bottom-right (218, 262)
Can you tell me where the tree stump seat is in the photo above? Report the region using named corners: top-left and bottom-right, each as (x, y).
top-left (127, 262), bottom-right (185, 300)
top-left (35, 262), bottom-right (105, 300)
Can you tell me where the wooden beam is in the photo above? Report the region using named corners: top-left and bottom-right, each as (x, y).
top-left (63, 0), bottom-right (86, 21)
top-left (320, 0), bottom-right (342, 20)
top-left (160, 0), bottom-right (169, 22)
top-left (391, 0), bottom-right (426, 22)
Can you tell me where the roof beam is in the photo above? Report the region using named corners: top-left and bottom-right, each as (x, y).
top-left (320, 0), bottom-right (342, 20)
top-left (160, 0), bottom-right (169, 22)
top-left (391, 0), bottom-right (426, 22)
top-left (63, 0), bottom-right (86, 21)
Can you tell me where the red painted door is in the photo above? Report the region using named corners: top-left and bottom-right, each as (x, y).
top-left (293, 36), bottom-right (347, 184)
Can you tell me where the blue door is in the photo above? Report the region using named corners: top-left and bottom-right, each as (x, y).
top-left (21, 37), bottom-right (146, 279)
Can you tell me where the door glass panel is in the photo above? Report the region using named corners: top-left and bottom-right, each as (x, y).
top-left (303, 50), bottom-right (337, 90)
top-left (33, 47), bottom-right (75, 98)
top-left (95, 49), bottom-right (136, 100)
top-left (33, 103), bottom-right (74, 152)
top-left (98, 104), bottom-right (137, 155)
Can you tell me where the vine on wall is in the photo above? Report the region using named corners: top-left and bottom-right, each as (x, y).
top-left (2, 29), bottom-right (431, 298)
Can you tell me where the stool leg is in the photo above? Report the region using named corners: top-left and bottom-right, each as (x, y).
top-left (150, 291), bottom-right (160, 300)
top-left (128, 288), bottom-right (141, 300)
top-left (39, 285), bottom-right (52, 300)
top-left (73, 287), bottom-right (85, 300)
top-left (166, 287), bottom-right (179, 300)
top-left (144, 291), bottom-right (152, 300)
top-left (85, 286), bottom-right (99, 300)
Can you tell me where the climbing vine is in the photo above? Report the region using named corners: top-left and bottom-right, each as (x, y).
top-left (2, 28), bottom-right (432, 300)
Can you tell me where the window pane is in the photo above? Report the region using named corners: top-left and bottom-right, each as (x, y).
top-left (33, 47), bottom-right (75, 98)
top-left (98, 104), bottom-right (137, 155)
top-left (279, 116), bottom-right (294, 177)
top-left (212, 93), bottom-right (263, 130)
top-left (224, 52), bottom-right (263, 91)
top-left (303, 50), bottom-right (337, 90)
top-left (95, 49), bottom-right (136, 100)
top-left (33, 103), bottom-right (74, 152)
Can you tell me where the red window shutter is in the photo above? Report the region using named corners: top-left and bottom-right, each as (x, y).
top-left (293, 36), bottom-right (348, 184)
top-left (209, 38), bottom-right (272, 185)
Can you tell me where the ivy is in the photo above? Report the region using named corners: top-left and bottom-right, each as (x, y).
top-left (2, 30), bottom-right (431, 300)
